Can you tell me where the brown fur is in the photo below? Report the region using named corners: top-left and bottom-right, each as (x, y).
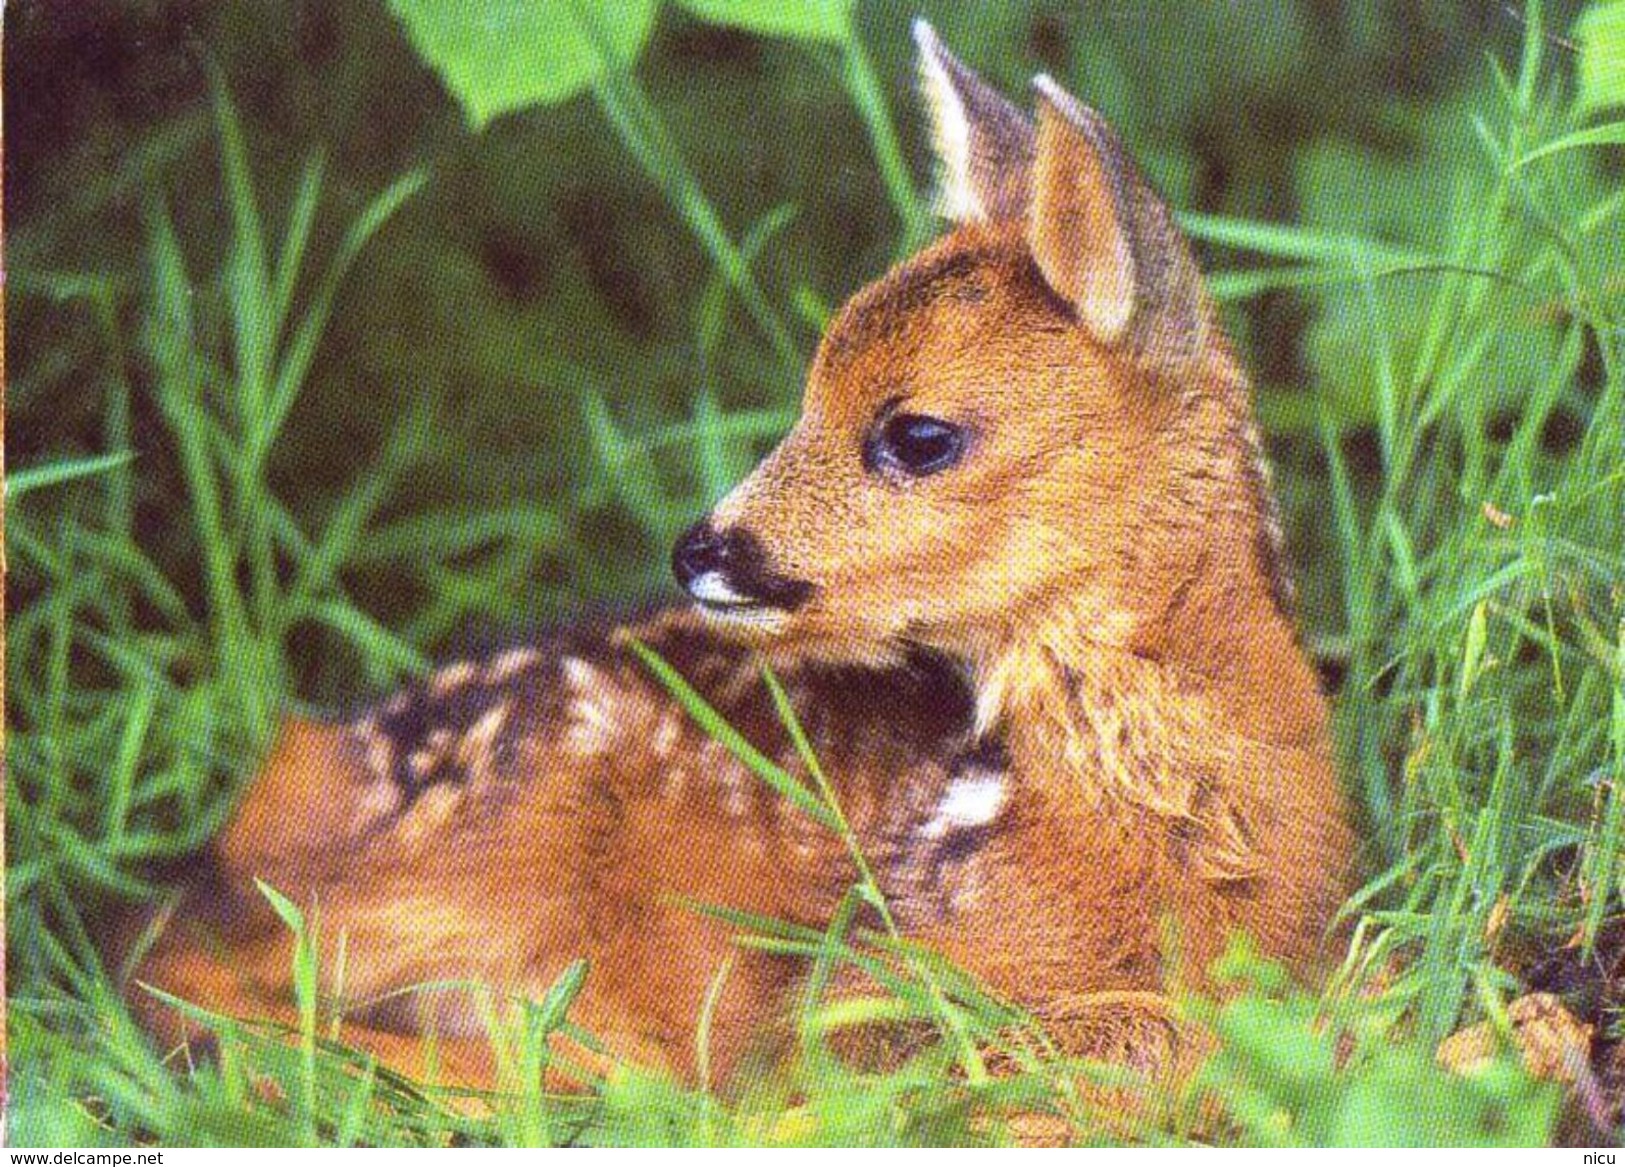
top-left (125, 26), bottom-right (1350, 1115)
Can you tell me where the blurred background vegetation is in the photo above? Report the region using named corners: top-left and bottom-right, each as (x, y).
top-left (6, 0), bottom-right (1624, 1147)
top-left (8, 0), bottom-right (1605, 663)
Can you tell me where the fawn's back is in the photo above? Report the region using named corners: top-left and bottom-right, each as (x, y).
top-left (128, 22), bottom-right (1350, 1097)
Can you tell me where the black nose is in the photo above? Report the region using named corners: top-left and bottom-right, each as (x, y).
top-left (672, 520), bottom-right (817, 611)
top-left (672, 520), bottom-right (731, 590)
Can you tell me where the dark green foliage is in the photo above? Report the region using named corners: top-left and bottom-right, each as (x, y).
top-left (6, 0), bottom-right (1623, 1146)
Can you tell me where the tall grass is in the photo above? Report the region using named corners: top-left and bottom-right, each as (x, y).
top-left (1174, 31), bottom-right (1624, 1068)
top-left (6, 5), bottom-right (1622, 1147)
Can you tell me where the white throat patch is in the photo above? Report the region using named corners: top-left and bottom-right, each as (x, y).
top-left (921, 770), bottom-right (1009, 839)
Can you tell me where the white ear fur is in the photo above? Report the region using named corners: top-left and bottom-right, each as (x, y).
top-left (911, 18), bottom-right (1034, 225)
top-left (913, 18), bottom-right (980, 221)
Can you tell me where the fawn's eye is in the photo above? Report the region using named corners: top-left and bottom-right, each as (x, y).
top-left (865, 412), bottom-right (966, 478)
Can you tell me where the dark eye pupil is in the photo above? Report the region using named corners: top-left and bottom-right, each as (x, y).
top-left (874, 413), bottom-right (964, 475)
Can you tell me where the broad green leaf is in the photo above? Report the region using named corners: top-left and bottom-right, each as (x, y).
top-left (386, 0), bottom-right (658, 128)
top-left (677, 0), bottom-right (853, 43)
top-left (1576, 0), bottom-right (1625, 116)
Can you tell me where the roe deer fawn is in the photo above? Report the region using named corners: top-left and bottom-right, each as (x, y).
top-left (127, 20), bottom-right (1351, 1107)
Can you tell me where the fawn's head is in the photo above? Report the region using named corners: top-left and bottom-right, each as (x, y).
top-left (674, 21), bottom-right (1290, 669)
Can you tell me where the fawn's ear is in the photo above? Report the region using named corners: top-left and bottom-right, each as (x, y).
top-left (1028, 74), bottom-right (1208, 372)
top-left (913, 18), bottom-right (1034, 223)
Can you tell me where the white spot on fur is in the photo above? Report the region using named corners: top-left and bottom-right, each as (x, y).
top-left (364, 738), bottom-right (393, 781)
top-left (396, 784), bottom-right (460, 847)
top-left (353, 777), bottom-right (400, 822)
top-left (458, 702), bottom-right (511, 784)
top-left (430, 660), bottom-right (477, 696)
top-left (465, 702), bottom-right (508, 750)
top-left (562, 655), bottom-right (600, 693)
top-left (562, 656), bottom-right (621, 757)
top-left (352, 717), bottom-right (393, 780)
top-left (922, 771), bottom-right (1008, 839)
top-left (652, 707), bottom-right (683, 758)
top-left (697, 738), bottom-right (727, 773)
top-left (721, 773), bottom-right (750, 819)
top-left (487, 647), bottom-right (541, 682)
top-left (690, 739), bottom-right (750, 818)
top-left (914, 18), bottom-right (979, 222)
top-left (662, 767), bottom-right (689, 802)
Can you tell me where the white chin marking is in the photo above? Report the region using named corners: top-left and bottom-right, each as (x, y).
top-left (694, 603), bottom-right (789, 634)
top-left (688, 571), bottom-right (754, 607)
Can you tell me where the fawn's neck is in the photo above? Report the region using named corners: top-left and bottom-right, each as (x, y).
top-left (956, 546), bottom-right (1325, 811)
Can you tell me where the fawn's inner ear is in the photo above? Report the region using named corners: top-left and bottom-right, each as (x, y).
top-left (913, 18), bottom-right (1211, 379)
top-left (1028, 79), bottom-right (1137, 344)
top-left (1026, 75), bottom-right (1209, 374)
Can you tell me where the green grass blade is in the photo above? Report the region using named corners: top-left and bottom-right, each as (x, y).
top-left (8, 452), bottom-right (136, 498)
top-left (269, 153), bottom-right (327, 343)
top-left (207, 63), bottom-right (275, 425)
top-left (259, 170), bottom-right (426, 468)
top-left (1515, 120), bottom-right (1625, 167)
top-left (304, 599), bottom-right (431, 682)
top-left (626, 640), bottom-right (838, 830)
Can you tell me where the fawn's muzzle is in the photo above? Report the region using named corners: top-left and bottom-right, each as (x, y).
top-left (672, 520), bottom-right (815, 613)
